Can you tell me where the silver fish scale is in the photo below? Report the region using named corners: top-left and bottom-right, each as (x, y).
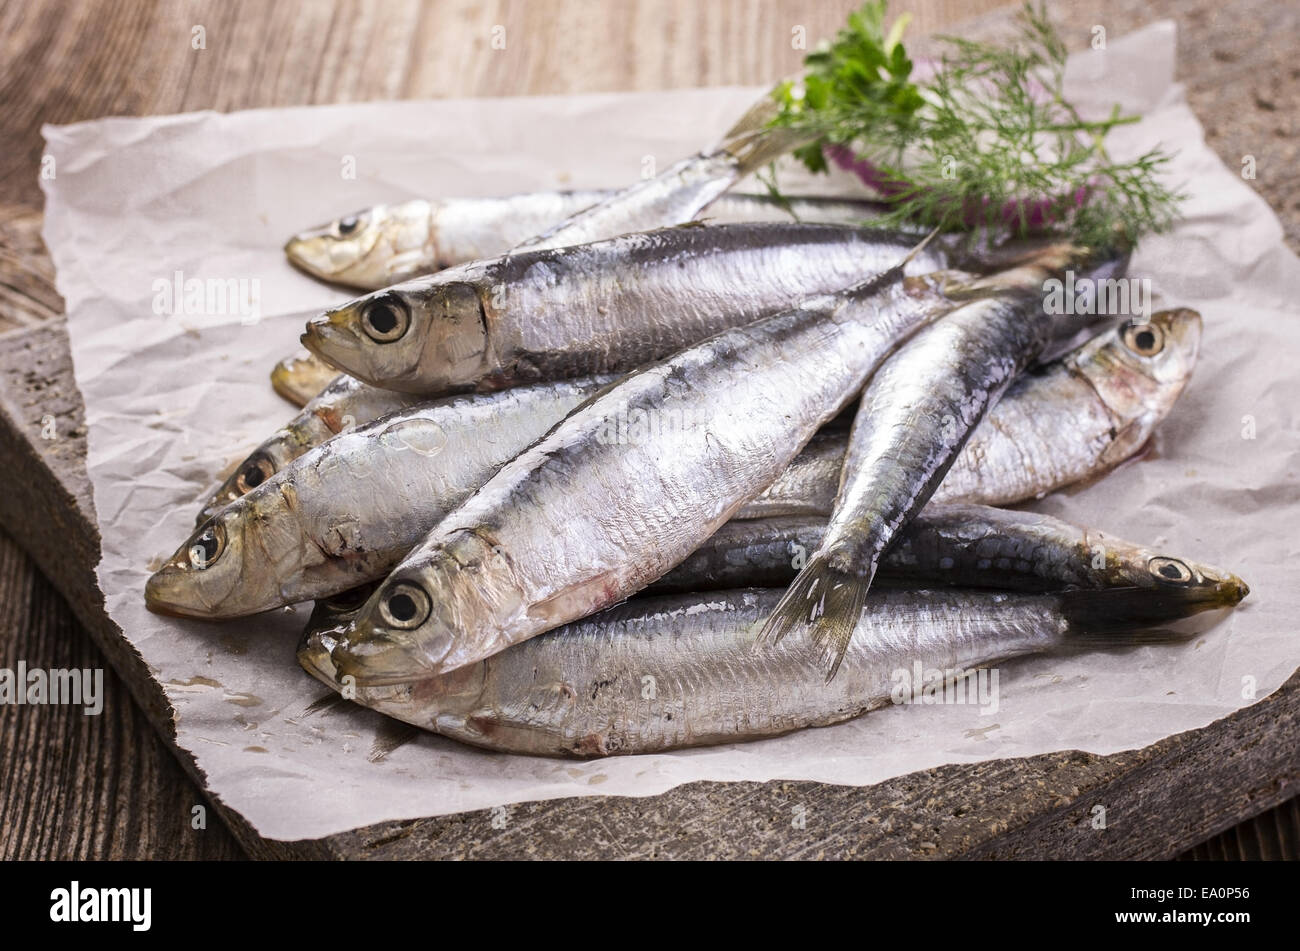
top-left (305, 191), bottom-right (895, 290)
top-left (931, 366), bottom-right (1118, 505)
top-left (649, 516), bottom-right (830, 593)
top-left (292, 380), bottom-right (606, 572)
top-left (705, 194), bottom-right (891, 227)
top-left (897, 510), bottom-right (1096, 587)
top-left (744, 314), bottom-right (1195, 520)
top-left (739, 431), bottom-right (845, 518)
top-left (311, 373), bottom-right (415, 423)
top-left (198, 374), bottom-right (416, 522)
top-left (441, 336), bottom-right (839, 586)
top-left (423, 589), bottom-right (1064, 756)
top-left (474, 223), bottom-right (946, 385)
top-left (430, 190), bottom-right (610, 267)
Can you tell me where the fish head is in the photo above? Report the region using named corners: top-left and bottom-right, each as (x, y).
top-left (299, 609), bottom-right (489, 731)
top-left (1087, 531), bottom-right (1249, 610)
top-left (270, 349), bottom-right (337, 407)
top-left (1063, 560), bottom-right (1249, 633)
top-left (1086, 552), bottom-right (1250, 626)
top-left (284, 200), bottom-right (433, 288)
top-left (1142, 554), bottom-right (1250, 610)
top-left (296, 584), bottom-right (380, 687)
top-left (1073, 307), bottom-right (1201, 464)
top-left (195, 412), bottom-right (331, 526)
top-left (297, 623), bottom-right (347, 691)
top-left (1112, 307), bottom-right (1201, 386)
top-left (330, 530), bottom-right (525, 686)
top-left (146, 483), bottom-right (305, 618)
top-left (300, 276), bottom-right (490, 394)
top-left (299, 589), bottom-right (489, 714)
top-left (196, 452), bottom-right (275, 525)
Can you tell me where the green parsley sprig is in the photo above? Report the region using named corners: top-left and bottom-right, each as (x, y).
top-left (769, 1), bottom-right (1184, 249)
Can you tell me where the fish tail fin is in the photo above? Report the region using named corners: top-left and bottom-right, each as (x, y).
top-left (756, 552), bottom-right (872, 682)
top-left (899, 226), bottom-right (942, 267)
top-left (1056, 587), bottom-right (1205, 650)
top-left (859, 226), bottom-right (946, 293)
top-left (719, 97), bottom-right (812, 177)
top-left (720, 96), bottom-right (781, 141)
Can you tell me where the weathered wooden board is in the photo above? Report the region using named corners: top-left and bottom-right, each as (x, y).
top-left (1182, 797), bottom-right (1300, 861)
top-left (0, 524), bottom-right (247, 860)
top-left (1, 0), bottom-right (1297, 859)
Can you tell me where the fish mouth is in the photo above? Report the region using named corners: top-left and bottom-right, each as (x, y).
top-left (300, 313), bottom-right (361, 372)
top-left (269, 357), bottom-right (317, 404)
top-left (268, 361), bottom-right (297, 399)
top-left (285, 216), bottom-right (385, 286)
top-left (1157, 575), bottom-right (1251, 613)
top-left (297, 631), bottom-right (341, 688)
top-left (1211, 575), bottom-right (1250, 607)
top-left (284, 233), bottom-right (339, 282)
top-left (1158, 307), bottom-right (1202, 364)
top-left (144, 528), bottom-right (270, 620)
top-left (330, 632), bottom-right (438, 687)
top-left (144, 567), bottom-right (214, 619)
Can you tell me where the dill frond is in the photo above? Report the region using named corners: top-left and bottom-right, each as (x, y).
top-left (769, 1), bottom-right (1185, 247)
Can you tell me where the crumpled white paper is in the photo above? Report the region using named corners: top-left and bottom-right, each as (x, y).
top-left (40, 21), bottom-right (1300, 841)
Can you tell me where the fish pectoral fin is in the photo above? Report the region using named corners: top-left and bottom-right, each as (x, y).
top-left (526, 575), bottom-right (621, 629)
top-left (1097, 420), bottom-right (1152, 468)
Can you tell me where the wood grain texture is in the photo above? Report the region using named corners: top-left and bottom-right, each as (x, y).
top-left (1181, 798), bottom-right (1300, 861)
top-left (0, 0), bottom-right (1296, 859)
top-left (0, 526), bottom-right (245, 860)
top-left (0, 0), bottom-right (993, 211)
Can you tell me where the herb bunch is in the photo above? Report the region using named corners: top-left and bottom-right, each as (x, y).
top-left (769, 2), bottom-right (1183, 248)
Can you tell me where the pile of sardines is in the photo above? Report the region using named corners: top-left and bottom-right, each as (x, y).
top-left (146, 100), bottom-right (1247, 758)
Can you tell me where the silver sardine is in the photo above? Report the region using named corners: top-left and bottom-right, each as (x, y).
top-left (301, 222), bottom-right (948, 394)
top-left (285, 190), bottom-right (891, 290)
top-left (300, 586), bottom-right (1211, 757)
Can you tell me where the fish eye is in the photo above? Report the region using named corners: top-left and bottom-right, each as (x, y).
top-left (378, 582), bottom-right (431, 630)
top-left (1122, 321), bottom-right (1164, 357)
top-left (360, 294), bottom-right (410, 344)
top-left (188, 523), bottom-right (226, 570)
top-left (336, 215), bottom-right (361, 237)
top-left (1149, 556), bottom-right (1193, 584)
top-left (234, 454), bottom-right (275, 493)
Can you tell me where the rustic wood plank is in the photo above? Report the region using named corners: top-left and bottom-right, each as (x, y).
top-left (0, 207), bottom-right (58, 333)
top-left (0, 526), bottom-right (246, 860)
top-left (1181, 797), bottom-right (1300, 861)
top-left (0, 0), bottom-right (1297, 858)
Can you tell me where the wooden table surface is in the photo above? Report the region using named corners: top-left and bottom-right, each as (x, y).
top-left (1, 0), bottom-right (1297, 860)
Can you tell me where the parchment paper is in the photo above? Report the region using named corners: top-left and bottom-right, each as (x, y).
top-left (40, 22), bottom-right (1300, 841)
